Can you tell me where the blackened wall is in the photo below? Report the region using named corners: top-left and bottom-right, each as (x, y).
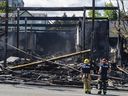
top-left (84, 21), bottom-right (109, 59)
top-left (35, 32), bottom-right (76, 56)
top-left (0, 31), bottom-right (76, 59)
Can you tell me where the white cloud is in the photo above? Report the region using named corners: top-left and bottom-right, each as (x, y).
top-left (23, 0), bottom-right (128, 16)
top-left (23, 0), bottom-right (91, 7)
top-left (23, 0), bottom-right (91, 16)
top-left (23, 0), bottom-right (128, 8)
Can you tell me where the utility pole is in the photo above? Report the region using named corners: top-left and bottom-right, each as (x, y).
top-left (4, 0), bottom-right (9, 67)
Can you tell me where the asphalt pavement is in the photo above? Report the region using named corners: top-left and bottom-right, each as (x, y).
top-left (0, 84), bottom-right (127, 96)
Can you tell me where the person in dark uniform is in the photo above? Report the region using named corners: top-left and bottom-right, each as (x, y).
top-left (98, 58), bottom-right (111, 95)
top-left (81, 58), bottom-right (92, 94)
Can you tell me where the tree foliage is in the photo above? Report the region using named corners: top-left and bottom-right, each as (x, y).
top-left (0, 1), bottom-right (12, 14)
top-left (0, 1), bottom-right (6, 13)
top-left (88, 10), bottom-right (101, 17)
top-left (103, 2), bottom-right (117, 20)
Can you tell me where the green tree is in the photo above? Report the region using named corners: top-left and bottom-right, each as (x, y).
top-left (0, 1), bottom-right (13, 14)
top-left (103, 2), bottom-right (117, 20)
top-left (88, 10), bottom-right (101, 17)
top-left (0, 1), bottom-right (6, 13)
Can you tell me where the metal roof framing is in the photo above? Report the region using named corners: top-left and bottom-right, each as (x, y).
top-left (16, 17), bottom-right (109, 20)
top-left (0, 6), bottom-right (119, 11)
top-left (0, 24), bottom-right (77, 27)
top-left (18, 6), bottom-right (118, 11)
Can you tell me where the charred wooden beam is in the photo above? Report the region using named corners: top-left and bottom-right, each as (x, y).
top-left (8, 49), bottom-right (91, 70)
top-left (117, 66), bottom-right (128, 74)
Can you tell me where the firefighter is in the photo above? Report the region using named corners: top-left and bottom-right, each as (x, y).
top-left (81, 58), bottom-right (92, 94)
top-left (97, 58), bottom-right (110, 95)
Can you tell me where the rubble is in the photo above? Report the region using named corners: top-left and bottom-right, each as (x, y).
top-left (0, 50), bottom-right (127, 90)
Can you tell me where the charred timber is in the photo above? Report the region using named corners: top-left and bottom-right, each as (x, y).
top-left (9, 49), bottom-right (91, 70)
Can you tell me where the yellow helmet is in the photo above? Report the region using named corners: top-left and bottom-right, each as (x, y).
top-left (84, 58), bottom-right (90, 64)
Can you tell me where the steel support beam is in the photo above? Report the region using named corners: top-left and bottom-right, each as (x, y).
top-left (4, 0), bottom-right (8, 68)
top-left (0, 24), bottom-right (77, 27)
top-left (18, 7), bottom-right (118, 11)
top-left (0, 7), bottom-right (119, 11)
top-left (25, 29), bottom-right (75, 32)
top-left (82, 8), bottom-right (86, 51)
top-left (90, 0), bottom-right (95, 60)
top-left (9, 29), bottom-right (76, 33)
top-left (16, 8), bottom-right (20, 55)
top-left (15, 17), bottom-right (109, 20)
top-left (25, 18), bottom-right (27, 56)
top-left (116, 0), bottom-right (122, 66)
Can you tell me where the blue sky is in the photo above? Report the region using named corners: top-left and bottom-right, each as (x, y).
top-left (23, 0), bottom-right (128, 16)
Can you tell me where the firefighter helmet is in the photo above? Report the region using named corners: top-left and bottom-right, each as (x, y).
top-left (84, 58), bottom-right (90, 64)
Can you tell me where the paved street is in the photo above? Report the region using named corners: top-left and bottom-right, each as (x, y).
top-left (0, 84), bottom-right (127, 96)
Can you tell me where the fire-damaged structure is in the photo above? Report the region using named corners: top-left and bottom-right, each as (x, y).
top-left (77, 20), bottom-right (109, 60)
top-left (0, 0), bottom-right (127, 90)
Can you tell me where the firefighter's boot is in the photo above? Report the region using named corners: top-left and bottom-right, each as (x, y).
top-left (103, 90), bottom-right (107, 95)
top-left (98, 90), bottom-right (102, 94)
